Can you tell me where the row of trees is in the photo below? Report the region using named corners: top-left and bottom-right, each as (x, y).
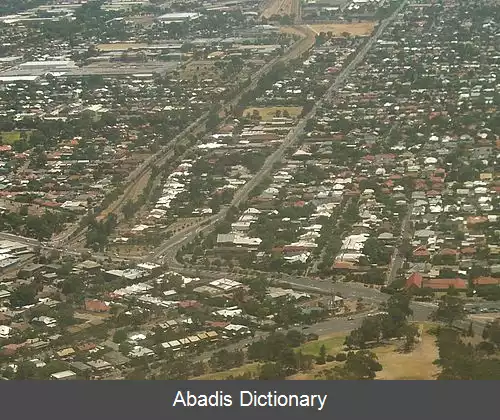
top-left (0, 209), bottom-right (74, 241)
top-left (435, 320), bottom-right (500, 379)
top-left (345, 291), bottom-right (418, 351)
top-left (86, 213), bottom-right (117, 251)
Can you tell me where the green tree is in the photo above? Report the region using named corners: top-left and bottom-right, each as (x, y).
top-left (467, 322), bottom-right (475, 338)
top-left (317, 344), bottom-right (327, 365)
top-left (9, 284), bottom-right (37, 307)
top-left (113, 329), bottom-right (128, 343)
top-left (402, 323), bottom-right (419, 352)
top-left (482, 320), bottom-right (500, 346)
top-left (286, 329), bottom-right (305, 348)
top-left (342, 351), bottom-right (382, 379)
top-left (259, 362), bottom-right (286, 380)
top-left (430, 295), bottom-right (465, 326)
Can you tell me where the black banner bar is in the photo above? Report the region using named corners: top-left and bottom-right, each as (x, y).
top-left (0, 381), bottom-right (495, 420)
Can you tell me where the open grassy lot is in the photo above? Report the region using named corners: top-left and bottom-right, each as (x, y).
top-left (243, 106), bottom-right (303, 121)
top-left (375, 326), bottom-right (439, 380)
top-left (299, 333), bottom-right (345, 356)
top-left (308, 22), bottom-right (376, 36)
top-left (292, 325), bottom-right (439, 380)
top-left (0, 131), bottom-right (29, 144)
top-left (181, 60), bottom-right (222, 81)
top-left (191, 325), bottom-right (440, 381)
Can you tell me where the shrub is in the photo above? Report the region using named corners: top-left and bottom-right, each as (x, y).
top-left (335, 352), bottom-right (347, 362)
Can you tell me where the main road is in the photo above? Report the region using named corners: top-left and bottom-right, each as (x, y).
top-left (148, 0), bottom-right (410, 264)
top-left (51, 26), bottom-right (315, 248)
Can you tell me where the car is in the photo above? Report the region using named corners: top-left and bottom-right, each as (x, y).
top-left (347, 316), bottom-right (354, 321)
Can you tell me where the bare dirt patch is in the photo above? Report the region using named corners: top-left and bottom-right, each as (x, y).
top-left (375, 328), bottom-right (439, 380)
top-left (308, 22), bottom-right (376, 36)
top-left (289, 325), bottom-right (440, 380)
top-left (181, 60), bottom-right (221, 81)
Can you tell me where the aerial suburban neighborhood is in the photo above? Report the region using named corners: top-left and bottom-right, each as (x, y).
top-left (0, 0), bottom-right (498, 380)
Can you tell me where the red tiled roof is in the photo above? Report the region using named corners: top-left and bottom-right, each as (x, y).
top-left (1, 342), bottom-right (26, 356)
top-left (77, 342), bottom-right (97, 352)
top-left (84, 299), bottom-right (110, 313)
top-left (332, 261), bottom-right (356, 270)
top-left (405, 272), bottom-right (423, 289)
top-left (413, 246), bottom-right (430, 257)
top-left (467, 216), bottom-right (488, 225)
top-left (439, 248), bottom-right (459, 256)
top-left (283, 245), bottom-right (310, 252)
top-left (473, 277), bottom-right (500, 286)
top-left (178, 300), bottom-right (200, 309)
top-left (206, 321), bottom-right (230, 328)
top-left (424, 278), bottom-right (467, 290)
top-left (376, 154), bottom-right (396, 160)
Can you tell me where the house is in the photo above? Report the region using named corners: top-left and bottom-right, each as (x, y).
top-left (32, 316), bottom-right (57, 328)
top-left (87, 359), bottom-right (113, 372)
top-left (224, 324), bottom-right (250, 336)
top-left (413, 246), bottom-right (430, 259)
top-left (473, 277), bottom-right (500, 286)
top-left (0, 325), bottom-right (11, 339)
top-left (423, 278), bottom-right (468, 290)
top-left (70, 361), bottom-right (92, 375)
top-left (50, 370), bottom-right (77, 380)
top-left (84, 299), bottom-right (110, 313)
top-left (405, 272), bottom-right (423, 289)
top-left (18, 264), bottom-right (44, 278)
top-left (128, 346), bottom-right (154, 358)
top-left (56, 347), bottom-right (76, 359)
top-left (74, 260), bottom-right (102, 272)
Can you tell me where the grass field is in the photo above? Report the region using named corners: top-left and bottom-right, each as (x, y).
top-left (299, 333), bottom-right (345, 356)
top-left (292, 325), bottom-right (439, 380)
top-left (191, 325), bottom-right (440, 381)
top-left (0, 131), bottom-right (27, 144)
top-left (308, 22), bottom-right (376, 37)
top-left (243, 106), bottom-right (303, 121)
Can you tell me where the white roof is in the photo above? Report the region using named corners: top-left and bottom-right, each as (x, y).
top-left (0, 76), bottom-right (40, 82)
top-left (20, 60), bottom-right (76, 68)
top-left (50, 370), bottom-right (76, 379)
